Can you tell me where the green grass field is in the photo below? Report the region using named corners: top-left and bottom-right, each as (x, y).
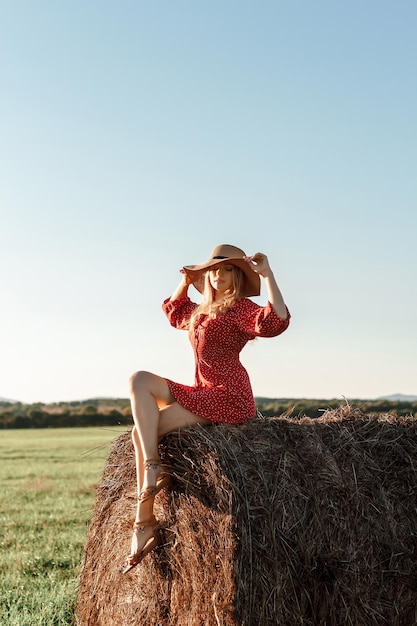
top-left (0, 427), bottom-right (125, 626)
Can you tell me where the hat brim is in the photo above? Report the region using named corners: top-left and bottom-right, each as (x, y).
top-left (183, 257), bottom-right (260, 297)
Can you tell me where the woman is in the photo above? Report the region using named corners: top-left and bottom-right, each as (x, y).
top-left (123, 244), bottom-right (290, 573)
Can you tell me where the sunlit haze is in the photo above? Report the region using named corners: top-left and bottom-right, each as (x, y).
top-left (1, 1), bottom-right (416, 403)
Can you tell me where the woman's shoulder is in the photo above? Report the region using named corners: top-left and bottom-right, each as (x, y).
top-left (235, 297), bottom-right (257, 307)
top-left (230, 297), bottom-right (258, 314)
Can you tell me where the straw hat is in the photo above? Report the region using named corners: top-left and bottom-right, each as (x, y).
top-left (183, 244), bottom-right (261, 297)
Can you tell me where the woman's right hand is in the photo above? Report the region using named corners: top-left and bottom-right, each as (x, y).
top-left (179, 268), bottom-right (193, 286)
top-left (169, 271), bottom-right (191, 301)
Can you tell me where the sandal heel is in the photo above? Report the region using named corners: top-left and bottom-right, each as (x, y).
top-left (122, 516), bottom-right (161, 574)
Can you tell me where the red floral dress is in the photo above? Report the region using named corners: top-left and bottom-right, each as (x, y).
top-left (162, 297), bottom-right (290, 424)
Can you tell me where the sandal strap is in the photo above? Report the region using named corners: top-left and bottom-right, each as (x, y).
top-left (133, 516), bottom-right (157, 531)
top-left (144, 458), bottom-right (162, 470)
top-left (139, 486), bottom-right (159, 502)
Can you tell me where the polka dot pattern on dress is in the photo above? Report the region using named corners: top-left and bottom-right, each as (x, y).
top-left (162, 296), bottom-right (290, 424)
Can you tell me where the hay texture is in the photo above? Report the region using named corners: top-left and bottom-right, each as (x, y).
top-left (76, 407), bottom-right (417, 626)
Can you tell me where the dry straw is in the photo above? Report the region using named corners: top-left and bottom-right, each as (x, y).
top-left (76, 406), bottom-right (417, 625)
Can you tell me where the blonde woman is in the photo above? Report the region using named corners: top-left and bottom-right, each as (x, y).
top-left (123, 244), bottom-right (290, 573)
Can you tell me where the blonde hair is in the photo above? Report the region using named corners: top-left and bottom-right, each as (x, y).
top-left (190, 265), bottom-right (245, 329)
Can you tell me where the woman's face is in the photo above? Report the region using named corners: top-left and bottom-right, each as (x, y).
top-left (209, 264), bottom-right (234, 294)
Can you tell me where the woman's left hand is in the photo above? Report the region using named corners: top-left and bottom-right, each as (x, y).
top-left (244, 252), bottom-right (272, 278)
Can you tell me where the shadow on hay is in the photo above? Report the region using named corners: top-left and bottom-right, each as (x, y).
top-left (75, 407), bottom-right (417, 626)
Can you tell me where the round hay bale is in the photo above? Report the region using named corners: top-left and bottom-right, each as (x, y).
top-left (75, 407), bottom-right (417, 626)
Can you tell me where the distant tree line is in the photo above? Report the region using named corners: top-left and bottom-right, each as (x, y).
top-left (255, 397), bottom-right (417, 420)
top-left (0, 398), bottom-right (131, 429)
top-left (0, 397), bottom-right (416, 429)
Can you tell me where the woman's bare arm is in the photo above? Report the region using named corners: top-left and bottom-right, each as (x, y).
top-left (169, 272), bottom-right (191, 302)
top-left (245, 253), bottom-right (288, 320)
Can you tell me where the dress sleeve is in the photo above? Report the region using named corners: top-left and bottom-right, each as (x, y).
top-left (162, 296), bottom-right (197, 330)
top-left (235, 299), bottom-right (291, 339)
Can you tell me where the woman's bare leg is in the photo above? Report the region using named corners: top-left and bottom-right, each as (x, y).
top-left (131, 425), bottom-right (144, 503)
top-left (157, 402), bottom-right (211, 439)
top-left (126, 370), bottom-right (210, 563)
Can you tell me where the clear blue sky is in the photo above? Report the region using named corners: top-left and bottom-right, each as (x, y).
top-left (1, 1), bottom-right (416, 403)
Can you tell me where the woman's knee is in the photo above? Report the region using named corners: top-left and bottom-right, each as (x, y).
top-left (129, 370), bottom-right (172, 406)
top-left (129, 370), bottom-right (151, 393)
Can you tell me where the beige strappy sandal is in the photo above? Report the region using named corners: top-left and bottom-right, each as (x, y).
top-left (139, 457), bottom-right (171, 503)
top-left (122, 516), bottom-right (161, 574)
